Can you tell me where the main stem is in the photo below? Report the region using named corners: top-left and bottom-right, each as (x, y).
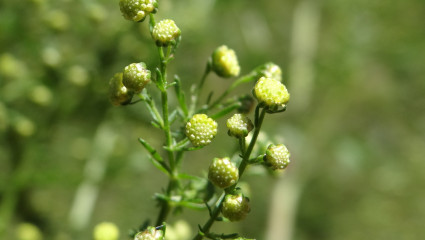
top-left (192, 107), bottom-right (267, 240)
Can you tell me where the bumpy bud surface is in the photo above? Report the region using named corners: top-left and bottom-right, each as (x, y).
top-left (265, 144), bottom-right (290, 170)
top-left (134, 226), bottom-right (164, 240)
top-left (261, 63), bottom-right (282, 82)
top-left (119, 0), bottom-right (157, 22)
top-left (185, 114), bottom-right (218, 147)
top-left (221, 193), bottom-right (250, 221)
top-left (208, 157), bottom-right (239, 189)
top-left (211, 45), bottom-right (240, 78)
top-left (152, 19), bottom-right (181, 46)
top-left (226, 113), bottom-right (253, 138)
top-left (122, 62), bottom-right (151, 93)
top-left (253, 77), bottom-right (290, 109)
top-left (109, 73), bottom-right (133, 106)
top-left (93, 222), bottom-right (120, 240)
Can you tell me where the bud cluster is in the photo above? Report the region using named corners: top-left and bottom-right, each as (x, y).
top-left (253, 76), bottom-right (290, 109)
top-left (185, 114), bottom-right (218, 147)
top-left (208, 157), bottom-right (239, 189)
top-left (211, 45), bottom-right (240, 78)
top-left (119, 0), bottom-right (158, 22)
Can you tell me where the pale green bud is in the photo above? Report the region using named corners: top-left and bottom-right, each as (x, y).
top-left (208, 157), bottom-right (239, 189)
top-left (152, 19), bottom-right (181, 47)
top-left (265, 144), bottom-right (290, 170)
top-left (16, 223), bottom-right (42, 240)
top-left (185, 114), bottom-right (218, 147)
top-left (221, 193), bottom-right (250, 222)
top-left (122, 62), bottom-right (151, 93)
top-left (109, 72), bottom-right (133, 106)
top-left (119, 0), bottom-right (158, 22)
top-left (253, 77), bottom-right (289, 109)
top-left (261, 63), bottom-right (282, 82)
top-left (211, 45), bottom-right (240, 78)
top-left (134, 226), bottom-right (165, 240)
top-left (226, 113), bottom-right (253, 138)
top-left (93, 222), bottom-right (120, 240)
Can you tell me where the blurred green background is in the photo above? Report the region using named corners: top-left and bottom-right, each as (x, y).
top-left (1, 0), bottom-right (425, 239)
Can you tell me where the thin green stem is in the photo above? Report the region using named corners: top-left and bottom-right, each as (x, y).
top-left (193, 193), bottom-right (226, 240)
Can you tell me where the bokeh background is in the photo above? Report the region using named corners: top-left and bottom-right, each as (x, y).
top-left (1, 0), bottom-right (425, 239)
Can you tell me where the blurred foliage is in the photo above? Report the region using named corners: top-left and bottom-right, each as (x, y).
top-left (0, 0), bottom-right (424, 240)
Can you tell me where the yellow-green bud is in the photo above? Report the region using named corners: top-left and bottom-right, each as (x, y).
top-left (134, 226), bottom-right (164, 240)
top-left (265, 144), bottom-right (290, 170)
top-left (226, 113), bottom-right (253, 138)
top-left (185, 114), bottom-right (218, 147)
top-left (93, 222), bottom-right (120, 240)
top-left (221, 193), bottom-right (250, 222)
top-left (208, 157), bottom-right (239, 189)
top-left (109, 72), bottom-right (133, 106)
top-left (119, 0), bottom-right (158, 22)
top-left (16, 223), bottom-right (42, 240)
top-left (253, 77), bottom-right (289, 109)
top-left (122, 62), bottom-right (151, 93)
top-left (211, 45), bottom-right (240, 78)
top-left (152, 19), bottom-right (181, 47)
top-left (261, 63), bottom-right (282, 82)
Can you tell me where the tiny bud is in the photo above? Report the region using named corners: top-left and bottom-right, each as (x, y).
top-left (226, 113), bottom-right (253, 138)
top-left (134, 226), bottom-right (164, 240)
top-left (265, 144), bottom-right (290, 170)
top-left (253, 77), bottom-right (289, 109)
top-left (119, 0), bottom-right (158, 22)
top-left (208, 157), bottom-right (239, 189)
top-left (185, 114), bottom-right (218, 147)
top-left (93, 222), bottom-right (120, 240)
top-left (221, 193), bottom-right (250, 221)
top-left (122, 62), bottom-right (151, 93)
top-left (109, 72), bottom-right (133, 106)
top-left (261, 62), bottom-right (282, 82)
top-left (211, 45), bottom-right (240, 78)
top-left (152, 19), bottom-right (181, 47)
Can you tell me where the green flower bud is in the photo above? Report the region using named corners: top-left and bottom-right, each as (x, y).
top-left (265, 144), bottom-right (290, 170)
top-left (119, 0), bottom-right (158, 22)
top-left (211, 45), bottom-right (240, 78)
top-left (208, 157), bottom-right (239, 189)
top-left (185, 114), bottom-right (218, 147)
top-left (253, 77), bottom-right (289, 109)
top-left (93, 222), bottom-right (120, 240)
top-left (261, 62), bottom-right (282, 82)
top-left (226, 113), bottom-right (253, 138)
top-left (134, 226), bottom-right (164, 240)
top-left (109, 72), bottom-right (133, 106)
top-left (122, 62), bottom-right (151, 93)
top-left (221, 193), bottom-right (250, 222)
top-left (152, 19), bottom-right (181, 47)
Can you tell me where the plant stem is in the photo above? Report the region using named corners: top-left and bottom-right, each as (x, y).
top-left (192, 106), bottom-right (267, 240)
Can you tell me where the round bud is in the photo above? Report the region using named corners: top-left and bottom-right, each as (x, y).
top-left (122, 62), bottom-right (151, 93)
top-left (93, 222), bottom-right (120, 240)
top-left (134, 226), bottom-right (164, 240)
top-left (208, 157), bottom-right (239, 189)
top-left (265, 144), bottom-right (290, 170)
top-left (261, 62), bottom-right (282, 82)
top-left (152, 19), bottom-right (181, 47)
top-left (221, 193), bottom-right (250, 221)
top-left (226, 113), bottom-right (253, 138)
top-left (109, 72), bottom-right (133, 106)
top-left (119, 0), bottom-right (158, 22)
top-left (253, 77), bottom-right (289, 109)
top-left (211, 45), bottom-right (240, 78)
top-left (185, 114), bottom-right (218, 147)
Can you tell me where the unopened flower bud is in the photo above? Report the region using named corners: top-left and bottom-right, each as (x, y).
top-left (134, 226), bottom-right (164, 240)
top-left (265, 144), bottom-right (290, 170)
top-left (93, 222), bottom-right (120, 240)
top-left (226, 113), bottom-right (253, 138)
top-left (253, 77), bottom-right (289, 109)
top-left (185, 114), bottom-right (217, 147)
top-left (119, 0), bottom-right (158, 22)
top-left (122, 62), bottom-right (151, 93)
top-left (109, 72), bottom-right (133, 106)
top-left (152, 19), bottom-right (181, 47)
top-left (261, 63), bottom-right (282, 82)
top-left (211, 45), bottom-right (240, 78)
top-left (208, 157), bottom-right (239, 189)
top-left (221, 193), bottom-right (250, 221)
